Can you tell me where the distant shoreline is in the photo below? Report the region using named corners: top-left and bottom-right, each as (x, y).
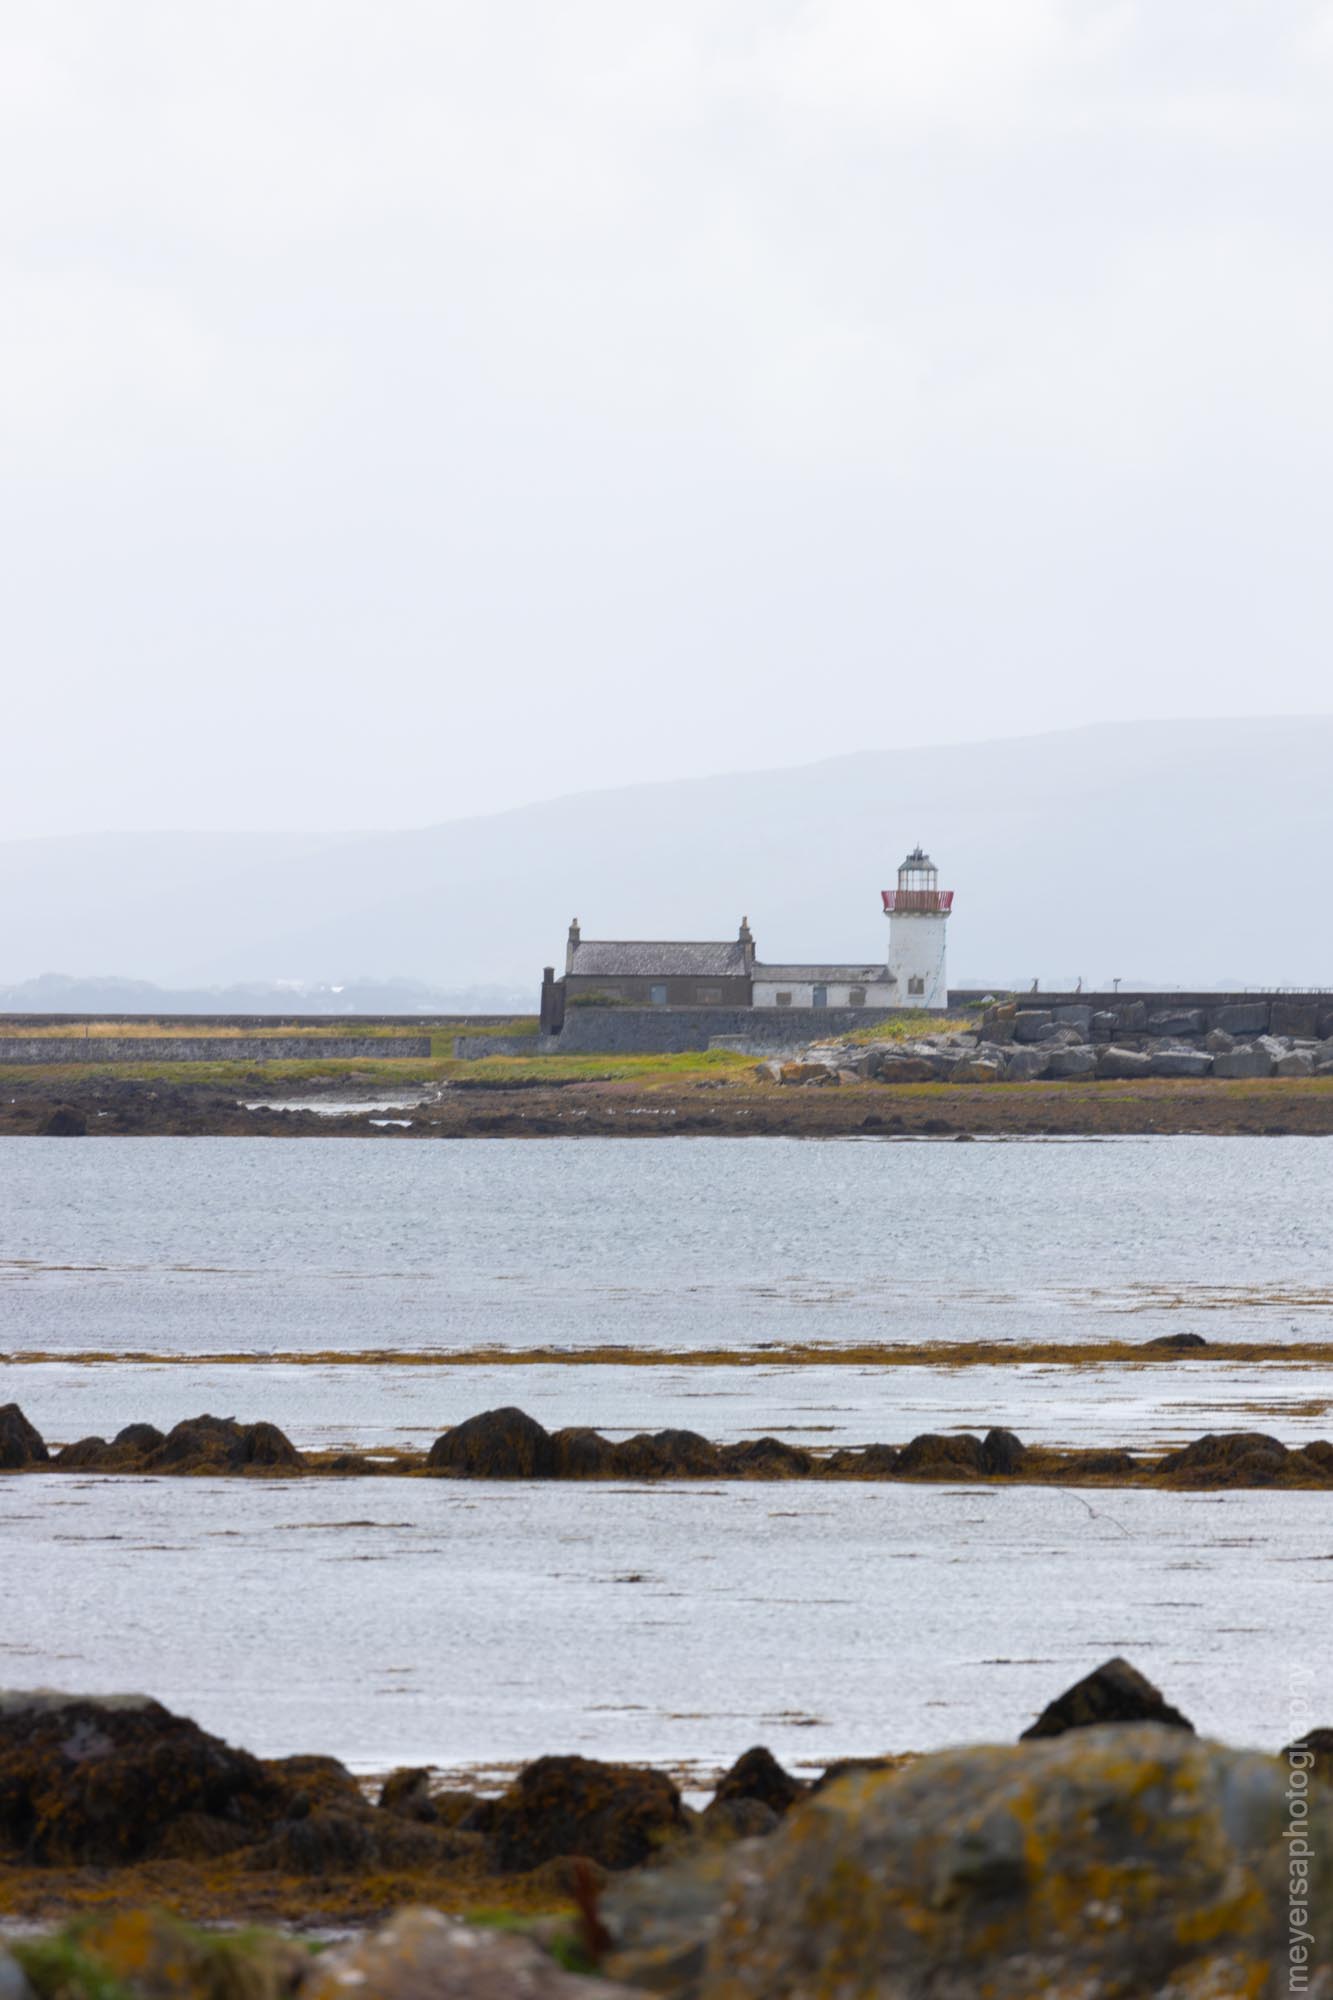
top-left (5, 1065), bottom-right (1333, 1137)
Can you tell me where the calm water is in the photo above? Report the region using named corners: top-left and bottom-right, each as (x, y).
top-left (3, 1135), bottom-right (1332, 1357)
top-left (3, 1475), bottom-right (1319, 1777)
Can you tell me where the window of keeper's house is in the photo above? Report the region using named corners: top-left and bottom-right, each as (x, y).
top-left (848, 987), bottom-right (866, 1006)
top-left (775, 991), bottom-right (793, 1007)
top-left (696, 986), bottom-right (722, 1003)
top-left (649, 984), bottom-right (667, 1005)
top-left (908, 975), bottom-right (925, 994)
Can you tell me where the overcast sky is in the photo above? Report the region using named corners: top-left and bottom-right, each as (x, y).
top-left (4, 2), bottom-right (1333, 837)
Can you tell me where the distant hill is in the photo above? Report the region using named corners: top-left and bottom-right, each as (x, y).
top-left (1, 718), bottom-right (1328, 996)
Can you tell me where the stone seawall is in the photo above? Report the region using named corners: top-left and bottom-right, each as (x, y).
top-left (0, 1036), bottom-right (432, 1065)
top-left (549, 1005), bottom-right (901, 1055)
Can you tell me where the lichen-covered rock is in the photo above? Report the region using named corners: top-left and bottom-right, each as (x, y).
top-left (293, 1906), bottom-right (637, 2000)
top-left (0, 1692), bottom-right (281, 1864)
top-left (1287, 1728), bottom-right (1333, 1788)
top-left (0, 1405), bottom-right (48, 1470)
top-left (16, 1908), bottom-right (308, 2000)
top-left (700, 1797), bottom-right (780, 1843)
top-left (1020, 1656), bottom-right (1192, 1738)
top-left (427, 1407), bottom-right (556, 1479)
top-left (712, 1747), bottom-right (803, 1818)
top-left (485, 1754), bottom-right (686, 1874)
top-left (696, 1726), bottom-right (1332, 1998)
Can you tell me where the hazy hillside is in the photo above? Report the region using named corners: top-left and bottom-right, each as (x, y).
top-left (2, 719), bottom-right (1329, 996)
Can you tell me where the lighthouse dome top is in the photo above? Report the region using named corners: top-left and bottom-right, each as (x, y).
top-left (897, 846), bottom-right (938, 886)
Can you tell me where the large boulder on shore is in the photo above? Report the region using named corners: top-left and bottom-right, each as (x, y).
top-left (616, 1429), bottom-right (722, 1478)
top-left (1020, 1656), bottom-right (1193, 1738)
top-left (427, 1406), bottom-right (556, 1478)
top-left (484, 1754), bottom-right (686, 1874)
top-left (0, 1406), bottom-right (48, 1470)
top-left (687, 1725), bottom-right (1331, 1999)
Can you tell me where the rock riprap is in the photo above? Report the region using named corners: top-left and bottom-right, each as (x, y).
top-left (618, 1726), bottom-right (1332, 1999)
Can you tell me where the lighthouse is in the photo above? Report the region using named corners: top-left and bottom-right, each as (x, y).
top-left (882, 846), bottom-right (953, 1010)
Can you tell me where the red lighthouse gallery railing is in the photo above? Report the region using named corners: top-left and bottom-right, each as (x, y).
top-left (881, 890), bottom-right (955, 913)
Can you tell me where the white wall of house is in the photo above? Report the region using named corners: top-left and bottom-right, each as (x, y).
top-left (752, 976), bottom-right (898, 1009)
top-left (886, 913), bottom-right (949, 1009)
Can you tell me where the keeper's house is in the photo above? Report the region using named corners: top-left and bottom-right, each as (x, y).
top-left (541, 849), bottom-right (951, 1031)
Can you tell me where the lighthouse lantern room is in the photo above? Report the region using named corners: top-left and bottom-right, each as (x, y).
top-left (882, 846), bottom-right (953, 1009)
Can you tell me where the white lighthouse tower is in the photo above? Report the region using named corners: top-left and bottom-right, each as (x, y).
top-left (882, 846), bottom-right (953, 1010)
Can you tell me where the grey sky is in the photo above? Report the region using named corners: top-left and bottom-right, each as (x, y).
top-left (4, 2), bottom-right (1332, 838)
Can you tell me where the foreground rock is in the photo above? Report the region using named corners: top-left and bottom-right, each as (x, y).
top-left (608, 1725), bottom-right (1332, 1999)
top-left (1020, 1656), bottom-right (1193, 1738)
top-left (304, 1907), bottom-right (637, 1999)
top-left (0, 1691), bottom-right (470, 1875)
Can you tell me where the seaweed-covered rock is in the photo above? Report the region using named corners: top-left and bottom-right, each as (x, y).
top-left (1020, 1657), bottom-right (1193, 1739)
top-left (380, 1765), bottom-right (439, 1822)
top-left (712, 1747), bottom-right (803, 1818)
top-left (113, 1422), bottom-right (165, 1453)
top-left (895, 1432), bottom-right (985, 1479)
top-left (696, 1726), bottom-right (1331, 1998)
top-left (716, 1438), bottom-right (813, 1479)
top-left (52, 1436), bottom-right (117, 1469)
top-left (1143, 1332), bottom-right (1208, 1350)
top-left (142, 1414), bottom-right (300, 1475)
top-left (1158, 1430), bottom-right (1289, 1486)
top-left (615, 1430), bottom-right (722, 1479)
top-left (485, 1754), bottom-right (686, 1874)
top-left (303, 1907), bottom-right (636, 2000)
top-left (0, 1406), bottom-right (48, 1470)
top-left (981, 1428), bottom-right (1026, 1476)
top-left (426, 1407), bottom-right (556, 1479)
top-left (0, 1692), bottom-right (281, 1864)
top-left (550, 1426), bottom-right (621, 1478)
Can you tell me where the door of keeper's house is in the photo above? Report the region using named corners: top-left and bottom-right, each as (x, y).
top-left (812, 984), bottom-right (828, 1008)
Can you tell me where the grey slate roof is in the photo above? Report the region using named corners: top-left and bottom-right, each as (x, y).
top-left (754, 964), bottom-right (889, 982)
top-left (569, 940), bottom-right (750, 978)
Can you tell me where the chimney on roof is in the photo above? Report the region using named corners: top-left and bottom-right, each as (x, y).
top-left (738, 915), bottom-right (755, 973)
top-left (566, 918), bottom-right (581, 974)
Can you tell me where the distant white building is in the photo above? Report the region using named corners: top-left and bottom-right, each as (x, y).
top-left (881, 846), bottom-right (953, 1009)
top-left (750, 964), bottom-right (897, 1009)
